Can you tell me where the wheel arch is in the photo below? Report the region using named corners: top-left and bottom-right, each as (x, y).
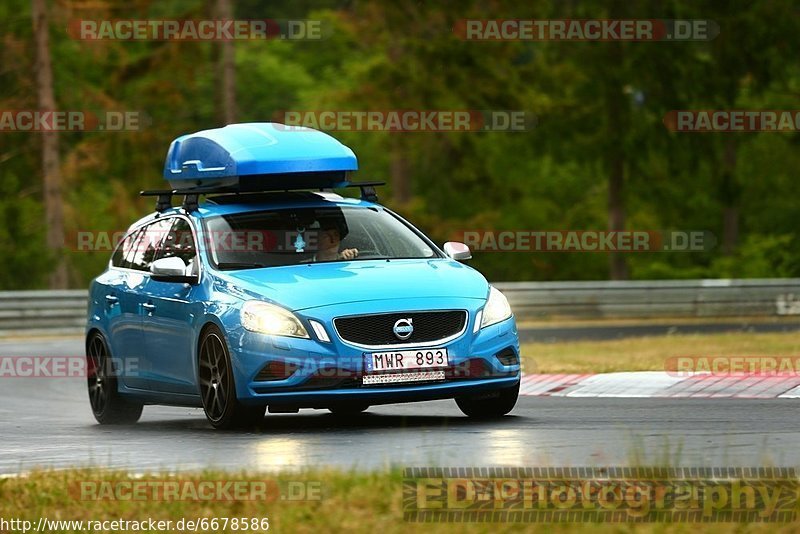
top-left (194, 316), bottom-right (229, 387)
top-left (85, 327), bottom-right (104, 350)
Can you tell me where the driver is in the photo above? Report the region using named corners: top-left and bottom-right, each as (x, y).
top-left (314, 217), bottom-right (358, 261)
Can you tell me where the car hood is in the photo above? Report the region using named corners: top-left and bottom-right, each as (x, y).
top-left (215, 258), bottom-right (489, 311)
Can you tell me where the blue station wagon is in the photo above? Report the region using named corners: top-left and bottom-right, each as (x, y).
top-left (86, 123), bottom-right (521, 429)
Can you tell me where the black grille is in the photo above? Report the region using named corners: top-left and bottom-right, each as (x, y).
top-left (334, 311), bottom-right (467, 346)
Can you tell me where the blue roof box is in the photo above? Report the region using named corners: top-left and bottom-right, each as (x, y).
top-left (163, 123), bottom-right (358, 190)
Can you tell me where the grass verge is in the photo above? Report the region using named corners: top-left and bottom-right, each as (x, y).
top-left (520, 332), bottom-right (800, 374)
top-left (2, 468), bottom-right (800, 533)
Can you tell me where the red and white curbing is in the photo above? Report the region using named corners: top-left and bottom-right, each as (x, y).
top-left (519, 372), bottom-right (800, 398)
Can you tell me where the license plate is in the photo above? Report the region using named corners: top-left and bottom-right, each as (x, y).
top-left (365, 348), bottom-right (449, 373)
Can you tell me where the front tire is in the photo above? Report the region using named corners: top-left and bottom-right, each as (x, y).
top-left (455, 382), bottom-right (519, 418)
top-left (198, 325), bottom-right (265, 429)
top-left (86, 332), bottom-right (143, 425)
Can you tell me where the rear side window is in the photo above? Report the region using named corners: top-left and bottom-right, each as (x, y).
top-left (111, 230), bottom-right (139, 268)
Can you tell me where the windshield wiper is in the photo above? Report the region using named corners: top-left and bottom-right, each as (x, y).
top-left (217, 262), bottom-right (269, 270)
top-left (380, 256), bottom-right (434, 260)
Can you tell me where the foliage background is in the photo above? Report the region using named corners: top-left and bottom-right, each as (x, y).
top-left (1, 0), bottom-right (799, 288)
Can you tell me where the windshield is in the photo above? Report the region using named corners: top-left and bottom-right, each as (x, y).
top-left (203, 206), bottom-right (439, 270)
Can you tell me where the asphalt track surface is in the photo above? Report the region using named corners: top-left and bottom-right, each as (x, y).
top-left (2, 337), bottom-right (800, 474)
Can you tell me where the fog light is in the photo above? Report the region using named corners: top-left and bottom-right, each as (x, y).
top-left (255, 361), bottom-right (299, 381)
top-left (495, 347), bottom-right (519, 366)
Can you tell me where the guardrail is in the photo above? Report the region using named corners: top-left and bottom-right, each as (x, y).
top-left (0, 278), bottom-right (799, 335)
top-left (495, 278), bottom-right (800, 319)
top-left (0, 290), bottom-right (88, 334)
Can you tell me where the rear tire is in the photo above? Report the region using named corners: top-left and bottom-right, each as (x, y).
top-left (198, 325), bottom-right (266, 429)
top-left (328, 403), bottom-right (370, 416)
top-left (86, 332), bottom-right (143, 425)
top-left (455, 382), bottom-right (519, 418)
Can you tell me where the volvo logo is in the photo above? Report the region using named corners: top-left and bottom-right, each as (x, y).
top-left (392, 318), bottom-right (414, 340)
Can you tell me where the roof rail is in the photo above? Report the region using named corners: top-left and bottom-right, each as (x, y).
top-left (140, 181), bottom-right (385, 213)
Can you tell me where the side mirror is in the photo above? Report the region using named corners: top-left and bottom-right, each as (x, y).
top-left (150, 257), bottom-right (197, 284)
top-left (443, 242), bottom-right (472, 261)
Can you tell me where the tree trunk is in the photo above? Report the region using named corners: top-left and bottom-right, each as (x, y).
top-left (721, 138), bottom-right (739, 255)
top-left (216, 0), bottom-right (236, 124)
top-left (608, 155), bottom-right (628, 280)
top-left (606, 41), bottom-right (628, 280)
top-left (32, 0), bottom-right (67, 288)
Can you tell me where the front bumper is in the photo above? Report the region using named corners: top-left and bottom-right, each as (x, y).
top-left (226, 298), bottom-right (521, 407)
top-left (236, 375), bottom-right (520, 408)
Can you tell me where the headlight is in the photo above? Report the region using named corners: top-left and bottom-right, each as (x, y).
top-left (480, 286), bottom-right (512, 328)
top-left (241, 301), bottom-right (310, 338)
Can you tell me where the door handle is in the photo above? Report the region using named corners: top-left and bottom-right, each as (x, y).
top-left (104, 295), bottom-right (118, 304)
top-left (142, 302), bottom-right (156, 312)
